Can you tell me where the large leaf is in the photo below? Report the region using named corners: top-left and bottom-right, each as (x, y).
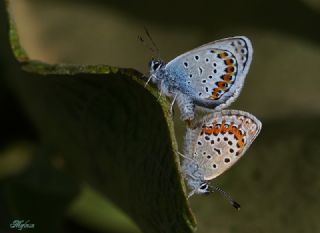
top-left (1, 2), bottom-right (195, 233)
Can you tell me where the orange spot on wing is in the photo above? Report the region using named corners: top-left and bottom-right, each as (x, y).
top-left (221, 122), bottom-right (235, 135)
top-left (209, 88), bottom-right (221, 100)
top-left (220, 121), bottom-right (228, 134)
top-left (218, 52), bottom-right (228, 59)
top-left (201, 122), bottom-right (222, 135)
top-left (212, 124), bottom-right (221, 135)
top-left (226, 66), bottom-right (235, 73)
top-left (216, 81), bottom-right (227, 89)
top-left (222, 75), bottom-right (230, 81)
top-left (202, 126), bottom-right (214, 135)
top-left (227, 125), bottom-right (245, 149)
top-left (224, 59), bottom-right (233, 65)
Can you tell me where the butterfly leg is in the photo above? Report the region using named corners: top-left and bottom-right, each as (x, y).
top-left (177, 151), bottom-right (195, 162)
top-left (156, 79), bottom-right (165, 101)
top-left (169, 94), bottom-right (178, 115)
top-left (187, 190), bottom-right (196, 199)
top-left (176, 92), bottom-right (195, 121)
top-left (145, 74), bottom-right (155, 87)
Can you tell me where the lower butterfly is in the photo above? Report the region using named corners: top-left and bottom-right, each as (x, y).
top-left (179, 110), bottom-right (262, 209)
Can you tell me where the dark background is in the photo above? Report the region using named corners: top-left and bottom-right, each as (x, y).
top-left (1, 0), bottom-right (320, 232)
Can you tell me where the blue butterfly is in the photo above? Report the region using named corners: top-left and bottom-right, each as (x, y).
top-left (147, 36), bottom-right (253, 121)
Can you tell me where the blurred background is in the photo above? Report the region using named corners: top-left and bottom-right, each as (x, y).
top-left (1, 0), bottom-right (320, 232)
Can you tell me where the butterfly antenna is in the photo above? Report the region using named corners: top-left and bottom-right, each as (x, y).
top-left (210, 185), bottom-right (241, 210)
top-left (138, 35), bottom-right (157, 54)
top-left (143, 26), bottom-right (160, 58)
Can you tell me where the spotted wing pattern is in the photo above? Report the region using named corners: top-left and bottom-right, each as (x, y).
top-left (184, 110), bottom-right (261, 180)
top-left (166, 37), bottom-right (252, 109)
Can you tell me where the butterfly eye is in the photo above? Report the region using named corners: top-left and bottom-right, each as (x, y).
top-left (153, 62), bottom-right (160, 70)
top-left (200, 183), bottom-right (208, 190)
top-left (149, 60), bottom-right (162, 71)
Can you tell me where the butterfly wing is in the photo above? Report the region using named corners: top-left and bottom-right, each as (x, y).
top-left (165, 37), bottom-right (253, 110)
top-left (185, 110), bottom-right (261, 180)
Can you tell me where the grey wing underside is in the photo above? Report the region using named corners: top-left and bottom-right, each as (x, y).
top-left (184, 110), bottom-right (262, 180)
top-left (165, 36), bottom-right (253, 110)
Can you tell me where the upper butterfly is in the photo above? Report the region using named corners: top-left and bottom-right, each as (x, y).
top-left (148, 36), bottom-right (253, 121)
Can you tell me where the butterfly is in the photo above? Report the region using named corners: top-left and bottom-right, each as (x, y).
top-left (179, 110), bottom-right (261, 209)
top-left (148, 36), bottom-right (253, 121)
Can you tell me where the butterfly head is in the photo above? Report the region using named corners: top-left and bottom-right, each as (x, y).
top-left (191, 181), bottom-right (241, 210)
top-left (185, 178), bottom-right (210, 198)
top-left (148, 58), bottom-right (165, 78)
top-left (197, 182), bottom-right (210, 195)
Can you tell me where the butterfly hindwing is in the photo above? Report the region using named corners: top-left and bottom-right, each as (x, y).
top-left (185, 110), bottom-right (261, 180)
top-left (165, 37), bottom-right (253, 110)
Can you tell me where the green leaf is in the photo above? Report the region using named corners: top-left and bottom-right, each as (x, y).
top-left (1, 1), bottom-right (196, 233)
top-left (0, 142), bottom-right (34, 179)
top-left (68, 184), bottom-right (141, 233)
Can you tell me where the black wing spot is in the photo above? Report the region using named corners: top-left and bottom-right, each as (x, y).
top-left (214, 148), bottom-right (221, 155)
top-left (195, 55), bottom-right (199, 60)
top-left (184, 62), bottom-right (188, 67)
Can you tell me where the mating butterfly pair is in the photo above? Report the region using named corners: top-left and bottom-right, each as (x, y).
top-left (147, 36), bottom-right (262, 208)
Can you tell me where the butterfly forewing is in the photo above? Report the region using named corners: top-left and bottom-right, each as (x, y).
top-left (165, 37), bottom-right (253, 110)
top-left (185, 110), bottom-right (261, 180)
